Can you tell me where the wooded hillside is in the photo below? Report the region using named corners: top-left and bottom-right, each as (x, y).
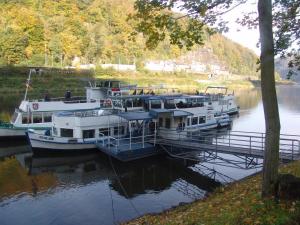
top-left (0, 0), bottom-right (258, 75)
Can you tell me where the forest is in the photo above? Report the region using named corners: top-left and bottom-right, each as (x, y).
top-left (0, 0), bottom-right (258, 75)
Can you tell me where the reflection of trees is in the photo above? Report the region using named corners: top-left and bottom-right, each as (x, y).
top-left (0, 157), bottom-right (57, 201)
top-left (234, 88), bottom-right (261, 110)
top-left (277, 86), bottom-right (300, 112)
top-left (0, 95), bottom-right (23, 121)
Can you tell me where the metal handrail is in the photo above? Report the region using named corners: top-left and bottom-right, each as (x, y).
top-left (156, 128), bottom-right (300, 159)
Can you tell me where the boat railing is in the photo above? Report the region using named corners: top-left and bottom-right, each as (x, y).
top-left (28, 96), bottom-right (92, 103)
top-left (97, 134), bottom-right (156, 152)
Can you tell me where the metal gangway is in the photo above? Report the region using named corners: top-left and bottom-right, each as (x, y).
top-left (156, 130), bottom-right (300, 163)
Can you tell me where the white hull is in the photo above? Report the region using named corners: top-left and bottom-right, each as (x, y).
top-left (186, 123), bottom-right (218, 132)
top-left (28, 132), bottom-right (96, 151)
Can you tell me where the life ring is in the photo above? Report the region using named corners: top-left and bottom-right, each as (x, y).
top-left (32, 103), bottom-right (39, 110)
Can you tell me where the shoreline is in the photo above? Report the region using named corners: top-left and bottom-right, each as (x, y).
top-left (125, 161), bottom-right (300, 225)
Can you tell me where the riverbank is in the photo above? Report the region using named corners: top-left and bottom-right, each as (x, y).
top-left (126, 161), bottom-right (300, 225)
top-left (0, 67), bottom-right (256, 96)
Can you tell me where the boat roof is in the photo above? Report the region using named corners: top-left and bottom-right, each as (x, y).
top-left (110, 94), bottom-right (154, 100)
top-left (149, 109), bottom-right (192, 118)
top-left (118, 111), bottom-right (153, 121)
top-left (144, 94), bottom-right (208, 100)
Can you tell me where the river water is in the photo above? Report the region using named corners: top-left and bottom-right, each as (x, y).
top-left (0, 85), bottom-right (299, 225)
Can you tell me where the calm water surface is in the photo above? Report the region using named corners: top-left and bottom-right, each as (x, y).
top-left (0, 85), bottom-right (299, 225)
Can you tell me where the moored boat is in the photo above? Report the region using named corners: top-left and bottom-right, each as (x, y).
top-left (197, 86), bottom-right (239, 115)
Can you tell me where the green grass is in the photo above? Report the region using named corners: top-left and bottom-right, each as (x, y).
top-left (125, 161), bottom-right (300, 225)
top-left (0, 67), bottom-right (255, 97)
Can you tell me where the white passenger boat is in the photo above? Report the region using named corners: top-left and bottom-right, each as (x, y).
top-left (0, 71), bottom-right (117, 138)
top-left (198, 86), bottom-right (239, 115)
top-left (143, 95), bottom-right (232, 132)
top-left (27, 110), bottom-right (159, 153)
top-left (27, 108), bottom-right (193, 152)
top-left (27, 110), bottom-right (126, 151)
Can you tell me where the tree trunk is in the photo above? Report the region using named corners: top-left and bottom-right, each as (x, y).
top-left (258, 0), bottom-right (281, 197)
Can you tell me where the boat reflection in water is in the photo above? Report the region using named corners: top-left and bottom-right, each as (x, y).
top-left (0, 151), bottom-right (223, 225)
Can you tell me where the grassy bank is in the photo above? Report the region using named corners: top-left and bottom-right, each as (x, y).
top-left (0, 66), bottom-right (93, 96)
top-left (0, 67), bottom-right (255, 97)
top-left (94, 68), bottom-right (256, 93)
top-left (126, 161), bottom-right (300, 225)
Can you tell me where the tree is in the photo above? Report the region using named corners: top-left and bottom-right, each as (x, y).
top-left (129, 0), bottom-right (296, 197)
top-left (258, 0), bottom-right (281, 197)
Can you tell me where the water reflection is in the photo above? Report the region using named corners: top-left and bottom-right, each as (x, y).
top-left (0, 151), bottom-right (222, 225)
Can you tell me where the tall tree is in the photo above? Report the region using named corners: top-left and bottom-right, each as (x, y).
top-left (258, 0), bottom-right (281, 197)
top-left (129, 0), bottom-right (294, 197)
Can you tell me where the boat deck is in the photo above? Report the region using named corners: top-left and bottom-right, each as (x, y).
top-left (96, 138), bottom-right (159, 162)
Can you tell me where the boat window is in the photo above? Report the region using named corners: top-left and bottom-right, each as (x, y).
top-left (187, 117), bottom-right (190, 126)
top-left (159, 118), bottom-right (163, 127)
top-left (83, 129), bottom-right (95, 139)
top-left (99, 128), bottom-right (109, 136)
top-left (132, 98), bottom-right (143, 107)
top-left (165, 118), bottom-right (171, 129)
top-left (125, 99), bottom-right (133, 108)
top-left (175, 99), bottom-right (188, 108)
top-left (22, 114), bottom-right (31, 124)
top-left (192, 117), bottom-right (198, 125)
top-left (114, 127), bottom-right (119, 135)
top-left (32, 113), bottom-right (43, 123)
top-left (43, 113), bottom-right (52, 123)
top-left (61, 128), bottom-right (73, 138)
top-left (199, 116), bottom-right (206, 124)
top-left (164, 100), bottom-right (176, 109)
top-left (113, 126), bottom-right (124, 135)
top-left (150, 100), bottom-right (161, 109)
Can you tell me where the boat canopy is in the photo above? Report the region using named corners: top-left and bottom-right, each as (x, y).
top-left (118, 111), bottom-right (153, 121)
top-left (149, 109), bottom-right (192, 118)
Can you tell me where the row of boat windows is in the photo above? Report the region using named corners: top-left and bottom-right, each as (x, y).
top-left (21, 113), bottom-right (52, 124)
top-left (187, 116), bottom-right (206, 126)
top-left (112, 98), bottom-right (206, 110)
top-left (53, 127), bottom-right (126, 138)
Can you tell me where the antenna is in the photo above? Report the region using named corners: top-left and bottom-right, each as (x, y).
top-left (24, 69), bottom-right (34, 101)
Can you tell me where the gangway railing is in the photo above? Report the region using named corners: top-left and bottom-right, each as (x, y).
top-left (156, 129), bottom-right (300, 161)
top-left (96, 134), bottom-right (157, 153)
